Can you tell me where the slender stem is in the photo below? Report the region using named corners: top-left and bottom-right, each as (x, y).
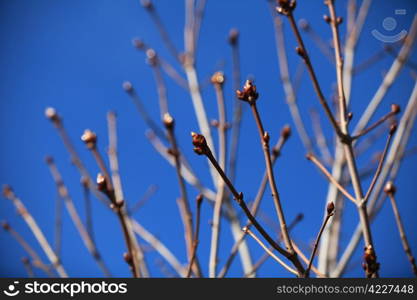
top-left (249, 102), bottom-right (295, 256)
top-left (192, 133), bottom-right (306, 276)
top-left (307, 153), bottom-right (356, 204)
top-left (187, 195), bottom-right (203, 278)
top-left (271, 12), bottom-right (314, 153)
top-left (83, 130), bottom-right (145, 278)
top-left (148, 55), bottom-right (169, 120)
top-left (129, 185), bottom-right (158, 215)
top-left (310, 109), bottom-right (333, 166)
top-left (53, 192), bottom-right (63, 264)
top-left (46, 157), bottom-right (111, 277)
top-left (81, 178), bottom-right (95, 244)
top-left (385, 185), bottom-right (417, 277)
top-left (284, 11), bottom-right (342, 137)
top-left (218, 129), bottom-right (290, 277)
top-left (123, 82), bottom-right (167, 142)
top-left (209, 75), bottom-right (228, 277)
top-left (305, 207), bottom-right (334, 277)
top-left (243, 227), bottom-right (298, 276)
top-left (326, 0), bottom-right (378, 277)
top-left (363, 125), bottom-right (396, 204)
top-left (244, 213), bottom-right (303, 277)
top-left (228, 28), bottom-right (243, 184)
top-left (130, 220), bottom-right (187, 277)
top-left (146, 130), bottom-right (217, 202)
top-left (352, 109), bottom-right (398, 140)
top-left (141, 0), bottom-right (181, 62)
top-left (2, 186), bottom-right (68, 277)
top-left (164, 114), bottom-right (202, 277)
top-left (21, 257), bottom-right (35, 278)
top-left (1, 221), bottom-right (53, 276)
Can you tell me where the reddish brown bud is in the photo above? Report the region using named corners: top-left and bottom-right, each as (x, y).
top-left (81, 129), bottom-right (97, 149)
top-left (191, 132), bottom-right (208, 155)
top-left (123, 252), bottom-right (133, 266)
top-left (384, 181), bottom-right (396, 195)
top-left (122, 81), bottom-right (133, 93)
top-left (140, 0), bottom-right (153, 10)
top-left (211, 71), bottom-right (225, 85)
top-left (44, 156), bottom-right (54, 165)
top-left (295, 46), bottom-right (306, 58)
top-left (228, 28), bottom-right (239, 45)
top-left (1, 221), bottom-right (10, 230)
top-left (236, 80), bottom-right (259, 102)
top-left (327, 201), bottom-right (335, 215)
top-left (281, 125), bottom-right (291, 140)
top-left (263, 132), bottom-right (270, 143)
top-left (96, 173), bottom-right (107, 192)
top-left (163, 113), bottom-right (174, 129)
top-left (276, 0), bottom-right (296, 15)
top-left (45, 107), bottom-right (61, 123)
top-left (2, 185), bottom-right (13, 199)
top-left (323, 15), bottom-right (331, 23)
top-left (146, 49), bottom-right (158, 66)
top-left (132, 38), bottom-right (145, 50)
top-left (391, 104), bottom-right (400, 114)
top-left (347, 112), bottom-right (353, 121)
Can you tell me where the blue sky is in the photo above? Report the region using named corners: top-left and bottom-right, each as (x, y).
top-left (0, 0), bottom-right (416, 277)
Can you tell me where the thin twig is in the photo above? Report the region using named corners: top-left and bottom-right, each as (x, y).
top-left (1, 221), bottom-right (53, 276)
top-left (310, 108), bottom-right (333, 166)
top-left (123, 82), bottom-right (167, 142)
top-left (305, 203), bottom-right (335, 277)
top-left (363, 124), bottom-right (397, 204)
top-left (326, 0), bottom-right (378, 277)
top-left (191, 132), bottom-right (306, 276)
top-left (21, 257), bottom-right (35, 278)
top-left (243, 227), bottom-right (298, 276)
top-left (131, 220), bottom-right (187, 277)
top-left (2, 186), bottom-right (67, 277)
top-left (306, 153), bottom-right (356, 204)
top-left (145, 130), bottom-right (216, 202)
top-left (277, 4), bottom-right (342, 137)
top-left (187, 194), bottom-right (203, 278)
top-left (164, 113), bottom-right (202, 277)
top-left (228, 28), bottom-right (244, 184)
top-left (82, 129), bottom-right (146, 278)
top-left (53, 192), bottom-right (63, 264)
top-left (218, 127), bottom-right (291, 278)
top-left (208, 72), bottom-right (228, 277)
top-left (141, 0), bottom-right (181, 62)
top-left (352, 105), bottom-right (400, 140)
top-left (237, 81), bottom-right (300, 268)
top-left (271, 12), bottom-right (314, 153)
top-left (129, 185), bottom-right (158, 215)
top-left (384, 182), bottom-right (417, 276)
top-left (45, 157), bottom-right (111, 277)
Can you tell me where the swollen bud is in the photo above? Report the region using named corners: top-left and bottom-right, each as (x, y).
top-left (327, 202), bottom-right (335, 215)
top-left (384, 181), bottom-right (396, 195)
top-left (391, 104), bottom-right (400, 114)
